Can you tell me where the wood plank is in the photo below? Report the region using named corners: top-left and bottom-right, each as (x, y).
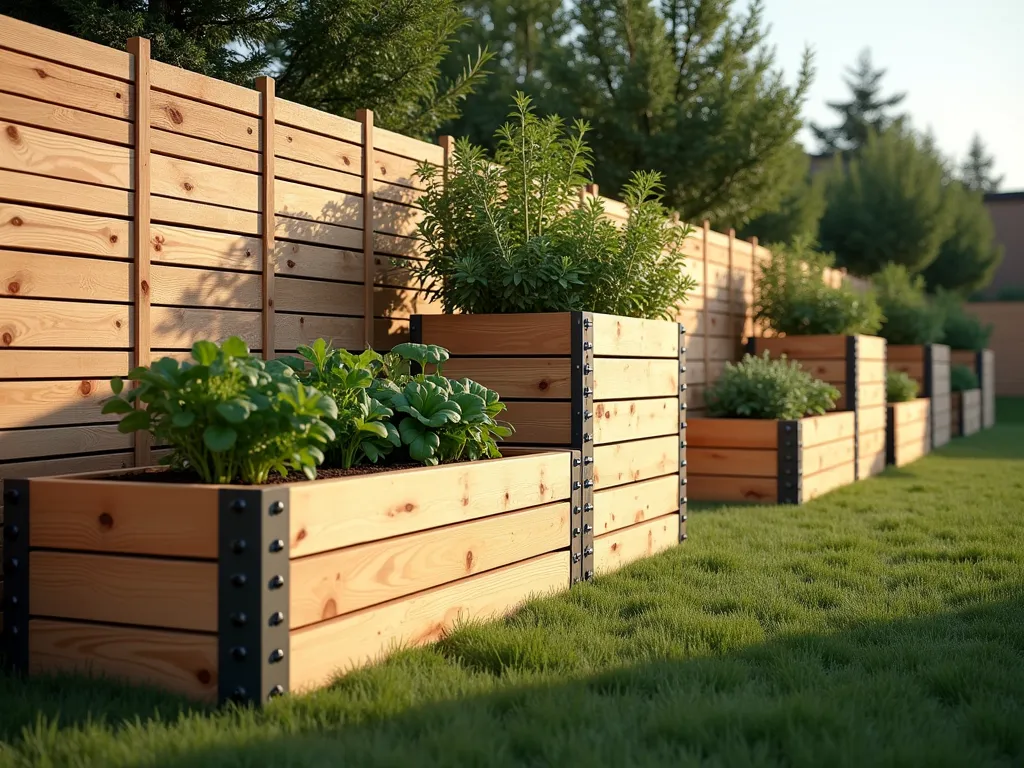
top-left (803, 462), bottom-right (856, 501)
top-left (373, 149), bottom-right (426, 190)
top-left (276, 214), bottom-right (360, 250)
top-left (751, 335), bottom-right (847, 359)
top-left (273, 241), bottom-right (360, 282)
top-left (0, 91), bottom-right (131, 145)
top-left (150, 92), bottom-right (259, 152)
top-left (502, 401), bottom-right (571, 445)
top-left (374, 127), bottom-right (443, 165)
top-left (150, 59), bottom-right (258, 116)
top-left (150, 307), bottom-right (260, 349)
top-left (888, 360), bottom-right (925, 383)
top-left (288, 452), bottom-right (571, 555)
top-left (150, 154), bottom-right (260, 211)
top-left (0, 452), bottom-right (133, 485)
top-left (152, 128), bottom-right (259, 173)
top-left (893, 398), bottom-right (930, 428)
top-left (373, 232), bottom-right (423, 258)
top-left (895, 436), bottom-right (929, 467)
top-left (0, 169), bottom-right (130, 218)
top-left (886, 345), bottom-right (925, 363)
top-left (274, 122), bottom-right (361, 172)
top-left (274, 313), bottom-right (361, 351)
top-left (373, 198), bottom-right (424, 238)
top-left (593, 397), bottom-right (678, 445)
top-left (688, 474), bottom-right (777, 503)
top-left (857, 405), bottom-right (887, 434)
top-left (593, 358), bottom-right (679, 400)
top-left (858, 358), bottom-right (887, 384)
top-left (289, 551), bottom-right (567, 692)
top-left (0, 350), bottom-right (130, 379)
top-left (802, 437), bottom-right (855, 475)
top-left (30, 551), bottom-right (216, 632)
top-left (688, 447), bottom-right (776, 477)
top-left (687, 418), bottom-right (778, 449)
top-left (373, 286), bottom-right (441, 319)
top-left (857, 382), bottom-right (886, 408)
top-left (150, 264), bottom-right (261, 309)
top-left (0, 299), bottom-right (130, 348)
top-left (276, 276), bottom-right (363, 315)
top-left (593, 474), bottom-right (679, 536)
top-left (418, 313), bottom-right (572, 355)
top-left (802, 411), bottom-right (856, 448)
top-left (592, 314), bottom-right (678, 358)
top-left (0, 424), bottom-right (130, 461)
top-left (29, 477), bottom-right (218, 557)
top-left (28, 620), bottom-right (217, 702)
top-left (275, 99), bottom-right (362, 145)
top-left (440, 358), bottom-right (572, 400)
top-left (276, 156), bottom-right (361, 195)
top-left (150, 224), bottom-right (261, 271)
top-left (374, 180), bottom-right (425, 206)
top-left (0, 47), bottom-right (131, 120)
top-left (686, 334), bottom-right (737, 363)
top-left (0, 204), bottom-right (130, 258)
top-left (290, 502), bottom-right (570, 628)
top-left (1, 250), bottom-right (129, 301)
top-left (151, 196), bottom-right (260, 236)
top-left (1, 121), bottom-right (131, 189)
top-left (374, 316), bottom-right (410, 348)
top-left (856, 335), bottom-right (887, 360)
top-left (275, 180), bottom-right (361, 226)
top-left (593, 435), bottom-right (678, 490)
top-left (593, 513), bottom-right (678, 575)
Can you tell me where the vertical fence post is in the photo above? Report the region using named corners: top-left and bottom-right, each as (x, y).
top-left (257, 76), bottom-right (275, 360)
top-left (128, 37), bottom-right (151, 467)
top-left (358, 109), bottom-right (375, 349)
top-left (701, 220), bottom-right (711, 400)
top-left (749, 236), bottom-right (758, 339)
top-left (727, 228), bottom-right (736, 357)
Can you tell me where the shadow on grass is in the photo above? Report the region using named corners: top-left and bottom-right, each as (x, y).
top-left (2, 594), bottom-right (1023, 766)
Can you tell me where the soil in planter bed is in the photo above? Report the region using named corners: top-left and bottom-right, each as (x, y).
top-left (115, 460), bottom-right (465, 485)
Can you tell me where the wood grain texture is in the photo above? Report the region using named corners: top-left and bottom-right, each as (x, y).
top-left (373, 149), bottom-right (426, 190)
top-left (150, 91), bottom-right (259, 151)
top-left (857, 382), bottom-right (887, 408)
top-left (0, 451), bottom-right (133, 483)
top-left (688, 474), bottom-right (777, 503)
top-left (28, 619), bottom-right (218, 702)
top-left (151, 154), bottom-right (260, 211)
top-left (276, 180), bottom-right (361, 228)
top-left (373, 198), bottom-right (425, 238)
top-left (30, 551), bottom-right (217, 631)
top-left (1, 121), bottom-right (131, 189)
top-left (150, 306), bottom-right (260, 350)
top-left (276, 276), bottom-right (363, 315)
top-left (593, 435), bottom-right (678, 490)
top-left (1, 250), bottom-right (130, 302)
top-left (150, 224), bottom-right (261, 271)
top-left (0, 299), bottom-right (130, 348)
top-left (686, 335), bottom-right (737, 363)
top-left (593, 397), bottom-right (678, 445)
top-left (273, 241), bottom-right (361, 282)
top-left (276, 214), bottom-right (360, 250)
top-left (151, 196), bottom-right (260, 236)
top-left (592, 314), bottom-right (678, 358)
top-left (802, 462), bottom-right (856, 501)
top-left (276, 157), bottom-right (361, 195)
top-left (892, 398), bottom-right (930, 428)
top-left (418, 313), bottom-right (572, 355)
top-left (150, 59), bottom-right (259, 116)
top-left (274, 122), bottom-right (361, 174)
top-left (688, 447), bottom-right (776, 477)
top-left (687, 418), bottom-right (779, 449)
top-left (0, 169), bottom-right (130, 218)
top-left (894, 436), bottom-right (929, 467)
top-left (440, 358), bottom-right (572, 400)
top-left (374, 126), bottom-right (443, 165)
top-left (859, 359), bottom-right (887, 385)
top-left (152, 129), bottom-right (258, 173)
top-left (289, 452), bottom-right (570, 556)
top-left (802, 437), bottom-right (855, 475)
top-left (0, 91), bottom-right (130, 146)
top-left (593, 474), bottom-right (679, 535)
top-left (29, 476), bottom-right (218, 557)
top-left (751, 335), bottom-right (847, 359)
top-left (593, 513), bottom-right (678, 575)
top-left (0, 350), bottom-right (131, 379)
top-left (359, 108), bottom-right (375, 348)
top-left (802, 412), bottom-right (856, 448)
top-left (290, 502), bottom-right (569, 628)
top-left (0, 423), bottom-right (130, 460)
top-left (0, 47), bottom-right (131, 120)
top-left (886, 345), bottom-right (925, 363)
top-left (372, 286), bottom-right (441, 319)
top-left (0, 204), bottom-right (130, 258)
top-left (502, 401), bottom-right (571, 445)
top-left (149, 264), bottom-right (261, 309)
top-left (593, 358), bottom-right (679, 400)
top-left (858, 405), bottom-right (888, 434)
top-left (857, 336), bottom-right (887, 360)
top-left (275, 98), bottom-right (362, 145)
top-left (274, 313), bottom-right (361, 352)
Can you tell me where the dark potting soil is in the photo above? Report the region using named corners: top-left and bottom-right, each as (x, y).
top-left (115, 462), bottom-right (456, 485)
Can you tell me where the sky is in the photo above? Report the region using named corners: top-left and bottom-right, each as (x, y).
top-left (763, 0), bottom-right (1024, 190)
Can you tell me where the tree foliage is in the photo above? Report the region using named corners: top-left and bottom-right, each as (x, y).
top-left (738, 146), bottom-right (827, 246)
top-left (960, 134), bottom-right (1004, 193)
top-left (872, 264), bottom-right (944, 346)
top-left (920, 182), bottom-right (1003, 295)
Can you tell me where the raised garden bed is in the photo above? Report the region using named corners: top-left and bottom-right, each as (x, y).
top-left (888, 344), bottom-right (952, 448)
top-left (951, 389), bottom-right (982, 438)
top-left (412, 312), bottom-right (685, 579)
top-left (950, 350), bottom-right (995, 429)
top-left (688, 411), bottom-right (856, 504)
top-left (1, 451), bottom-right (575, 705)
top-left (886, 399), bottom-right (931, 467)
top-left (746, 335), bottom-right (888, 479)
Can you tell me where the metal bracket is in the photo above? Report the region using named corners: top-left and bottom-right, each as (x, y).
top-left (846, 335), bottom-right (860, 479)
top-left (569, 451), bottom-right (584, 585)
top-left (1, 479), bottom-right (30, 673)
top-left (570, 312), bottom-right (595, 583)
top-left (923, 344), bottom-right (936, 447)
top-left (744, 336), bottom-right (756, 357)
top-left (776, 420), bottom-right (802, 505)
top-left (218, 487), bottom-right (291, 706)
top-left (679, 323), bottom-right (688, 543)
top-left (885, 405), bottom-right (896, 465)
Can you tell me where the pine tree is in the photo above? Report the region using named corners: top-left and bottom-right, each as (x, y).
top-left (738, 145), bottom-right (827, 246)
top-left (920, 182), bottom-right (1004, 294)
top-left (811, 49), bottom-right (906, 153)
top-left (960, 134), bottom-right (1004, 192)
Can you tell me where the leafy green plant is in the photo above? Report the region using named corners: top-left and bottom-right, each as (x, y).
top-left (705, 352), bottom-right (840, 420)
top-left (754, 236), bottom-right (883, 336)
top-left (413, 93), bottom-right (696, 319)
top-left (872, 263), bottom-right (944, 345)
top-left (951, 365), bottom-right (979, 393)
top-left (886, 371), bottom-right (919, 403)
top-left (102, 337), bottom-right (337, 484)
top-left (935, 292), bottom-right (992, 351)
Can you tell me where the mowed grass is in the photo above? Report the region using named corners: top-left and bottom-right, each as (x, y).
top-left (1, 401), bottom-right (1023, 767)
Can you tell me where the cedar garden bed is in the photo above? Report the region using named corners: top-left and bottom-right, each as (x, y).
top-left (888, 344), bottom-right (952, 448)
top-left (1, 452), bottom-right (576, 705)
top-left (951, 389), bottom-right (982, 438)
top-left (746, 335), bottom-right (888, 480)
top-left (886, 399), bottom-right (931, 467)
top-left (688, 411), bottom-right (857, 504)
top-left (951, 350), bottom-right (995, 429)
top-left (412, 312), bottom-right (685, 579)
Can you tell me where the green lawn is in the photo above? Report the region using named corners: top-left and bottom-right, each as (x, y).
top-left (2, 400), bottom-right (1023, 767)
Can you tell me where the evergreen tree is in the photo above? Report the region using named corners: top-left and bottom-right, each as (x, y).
top-left (738, 145), bottom-right (827, 246)
top-left (818, 127), bottom-right (951, 275)
top-left (960, 134), bottom-right (1004, 192)
top-left (811, 48), bottom-right (906, 153)
top-left (920, 182), bottom-right (1003, 295)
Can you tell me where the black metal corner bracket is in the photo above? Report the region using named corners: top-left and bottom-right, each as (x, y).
top-left (678, 323), bottom-right (688, 543)
top-left (570, 312), bottom-right (595, 584)
top-left (885, 405), bottom-right (896, 466)
top-left (569, 450), bottom-right (584, 586)
top-left (744, 336), bottom-right (757, 357)
top-left (1, 479), bottom-right (30, 674)
top-left (218, 487), bottom-right (291, 706)
top-left (776, 420), bottom-right (802, 505)
top-left (408, 314), bottom-right (423, 345)
top-left (923, 344), bottom-right (936, 448)
top-left (846, 335), bottom-right (859, 479)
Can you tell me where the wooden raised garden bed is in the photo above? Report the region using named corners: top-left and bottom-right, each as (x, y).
top-left (412, 312), bottom-right (685, 579)
top-left (888, 344), bottom-right (952, 448)
top-left (951, 350), bottom-right (995, 429)
top-left (951, 389), bottom-right (982, 438)
top-left (688, 411), bottom-right (856, 504)
top-left (1, 451), bottom-right (576, 705)
top-left (746, 335), bottom-right (888, 479)
top-left (886, 399), bottom-right (931, 467)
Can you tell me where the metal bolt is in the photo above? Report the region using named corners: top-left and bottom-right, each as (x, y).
top-left (10, 595), bottom-right (18, 606)
top-left (3, 488), bottom-right (19, 503)
top-left (9, 557), bottom-right (19, 571)
top-left (232, 686), bottom-right (248, 700)
top-left (681, 384), bottom-right (688, 391)
top-left (584, 410), bottom-right (592, 420)
top-left (269, 685), bottom-right (285, 698)
top-left (573, 506), bottom-right (581, 515)
top-left (584, 546), bottom-right (594, 556)
top-left (682, 514), bottom-right (688, 522)
top-left (583, 341), bottom-right (593, 350)
top-left (572, 576), bottom-right (581, 584)
top-left (572, 527), bottom-right (581, 537)
top-left (583, 523), bottom-right (593, 533)
top-left (269, 574), bottom-right (285, 589)
top-left (680, 460), bottom-right (687, 468)
top-left (583, 456), bottom-right (594, 465)
top-left (583, 364), bottom-right (592, 375)
top-left (232, 539), bottom-right (247, 554)
top-left (269, 539), bottom-right (285, 553)
top-left (680, 366), bottom-right (687, 373)
top-left (584, 570), bottom-right (594, 579)
top-left (583, 387), bottom-right (593, 397)
top-left (681, 347), bottom-right (687, 354)
top-left (232, 498), bottom-right (247, 513)
top-left (269, 501), bottom-right (285, 516)
top-left (681, 533), bottom-right (688, 541)
top-left (681, 404), bottom-right (688, 411)
top-left (573, 481), bottom-right (581, 490)
top-left (682, 497), bottom-right (688, 504)
top-left (572, 553), bottom-right (581, 563)
top-left (231, 646), bottom-right (248, 661)
top-left (231, 573), bottom-right (247, 587)
top-left (269, 611), bottom-right (285, 626)
top-left (231, 612), bottom-right (248, 627)
top-left (583, 503), bottom-right (593, 512)
top-left (269, 648), bottom-right (285, 663)
top-left (573, 457), bottom-right (581, 467)
top-left (583, 318), bottom-right (591, 329)
top-left (583, 433), bottom-right (592, 443)
top-left (681, 478), bottom-right (687, 486)
top-left (4, 523), bottom-right (18, 540)
top-left (583, 479), bottom-right (594, 488)
top-left (11, 625), bottom-right (19, 636)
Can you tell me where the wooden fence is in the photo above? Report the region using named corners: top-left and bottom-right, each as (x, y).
top-left (965, 303), bottom-right (1021, 396)
top-left (0, 13), bottom-right (860, 496)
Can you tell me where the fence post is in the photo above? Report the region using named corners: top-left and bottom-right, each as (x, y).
top-left (727, 228), bottom-right (736, 356)
top-left (702, 220), bottom-right (711, 401)
top-left (749, 235), bottom-right (758, 339)
top-left (358, 109), bottom-right (375, 349)
top-left (128, 37), bottom-right (151, 467)
top-left (257, 76), bottom-right (275, 360)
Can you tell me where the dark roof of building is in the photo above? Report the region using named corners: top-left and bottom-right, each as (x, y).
top-left (984, 191), bottom-right (1024, 202)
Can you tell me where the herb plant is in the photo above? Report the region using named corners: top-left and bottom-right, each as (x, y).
top-left (886, 371), bottom-right (919, 403)
top-left (754, 237), bottom-right (883, 336)
top-left (413, 93), bottom-right (696, 320)
top-left (935, 291), bottom-right (992, 351)
top-left (705, 352), bottom-right (840, 420)
top-left (872, 264), bottom-right (944, 345)
top-left (102, 337), bottom-right (337, 484)
top-left (951, 364), bottom-right (979, 393)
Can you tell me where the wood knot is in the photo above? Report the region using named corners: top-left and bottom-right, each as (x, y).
top-left (153, 242), bottom-right (162, 251)
top-left (299, 316), bottom-right (305, 324)
top-left (247, 127), bottom-right (253, 135)
top-left (167, 107), bottom-right (184, 125)
top-left (195, 669), bottom-right (212, 685)
top-left (245, 250), bottom-right (252, 258)
top-left (5, 125), bottom-right (18, 141)
top-left (610, 542), bottom-right (619, 552)
top-left (115, 91), bottom-right (123, 100)
top-left (539, 483), bottom-right (547, 496)
top-left (537, 379), bottom-right (549, 390)
top-left (140, 280), bottom-right (150, 294)
top-left (98, 512), bottom-right (114, 530)
top-left (286, 259), bottom-right (296, 268)
top-left (1, 332), bottom-right (12, 346)
top-left (10, 216), bottom-right (23, 227)
top-left (79, 380), bottom-right (93, 395)
top-left (34, 67), bottom-right (48, 79)
top-left (6, 281), bottom-right (19, 294)
top-left (109, 234), bottom-right (118, 243)
top-left (286, 135), bottom-right (293, 143)
top-left (183, 182), bottom-right (194, 192)
top-left (342, 156), bottom-right (350, 166)
top-left (461, 496), bottom-right (470, 507)
top-left (404, 502), bottom-right (414, 512)
top-left (115, 320), bottom-right (122, 329)
top-left (321, 599), bottom-right (337, 620)
top-left (465, 550), bottom-right (474, 572)
top-left (379, 165), bottom-right (387, 175)
top-left (267, 298), bottom-right (273, 308)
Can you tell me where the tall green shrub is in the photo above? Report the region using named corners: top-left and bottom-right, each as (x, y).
top-left (705, 353), bottom-right (839, 420)
top-left (951, 365), bottom-right (979, 393)
top-left (935, 292), bottom-right (992, 351)
top-left (886, 371), bottom-right (919, 403)
top-left (872, 264), bottom-right (944, 345)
